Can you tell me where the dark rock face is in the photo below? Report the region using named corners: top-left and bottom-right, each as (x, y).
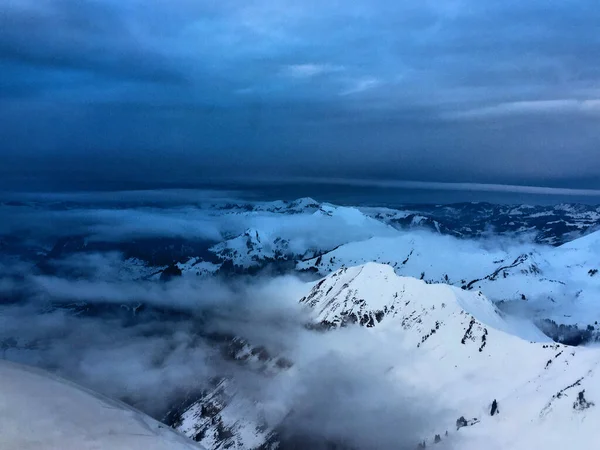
top-left (456, 416), bottom-right (480, 430)
top-left (573, 390), bottom-right (595, 411)
top-left (162, 333), bottom-right (295, 449)
top-left (490, 399), bottom-right (499, 416)
top-left (160, 264), bottom-right (183, 281)
top-left (538, 319), bottom-right (600, 346)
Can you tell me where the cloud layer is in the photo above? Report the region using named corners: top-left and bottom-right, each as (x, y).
top-left (0, 250), bottom-right (440, 449)
top-left (2, 0), bottom-right (600, 189)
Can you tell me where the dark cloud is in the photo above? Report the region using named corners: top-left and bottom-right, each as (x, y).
top-left (1, 0), bottom-right (600, 190)
top-left (0, 1), bottom-right (185, 83)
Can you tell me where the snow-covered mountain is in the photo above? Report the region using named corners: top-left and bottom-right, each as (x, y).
top-left (298, 230), bottom-right (600, 333)
top-left (209, 228), bottom-right (294, 269)
top-left (164, 337), bottom-right (290, 450)
top-left (3, 196), bottom-right (600, 450)
top-left (205, 200), bottom-right (600, 269)
top-left (11, 198), bottom-right (600, 282)
top-left (18, 197), bottom-right (600, 348)
top-left (210, 198), bottom-right (600, 247)
top-left (0, 359), bottom-right (205, 450)
top-left (172, 263), bottom-right (600, 449)
top-left (363, 202), bottom-right (600, 245)
top-left (207, 201), bottom-right (394, 270)
top-left (299, 264), bottom-right (600, 449)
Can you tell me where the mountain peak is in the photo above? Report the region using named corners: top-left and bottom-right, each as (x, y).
top-left (301, 262), bottom-right (545, 342)
top-left (289, 197), bottom-right (320, 209)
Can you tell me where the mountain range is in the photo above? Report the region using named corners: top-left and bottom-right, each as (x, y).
top-left (2, 197), bottom-right (600, 449)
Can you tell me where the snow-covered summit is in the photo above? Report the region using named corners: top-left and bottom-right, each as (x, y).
top-left (301, 262), bottom-right (545, 341)
top-left (298, 264), bottom-right (600, 449)
top-left (209, 228), bottom-right (291, 269)
top-left (287, 197), bottom-right (320, 212)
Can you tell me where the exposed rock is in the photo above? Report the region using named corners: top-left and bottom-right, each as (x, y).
top-left (160, 263), bottom-right (183, 281)
top-left (574, 390), bottom-right (595, 411)
top-left (491, 399), bottom-right (499, 416)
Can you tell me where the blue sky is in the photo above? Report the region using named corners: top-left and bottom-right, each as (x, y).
top-left (1, 0), bottom-right (600, 190)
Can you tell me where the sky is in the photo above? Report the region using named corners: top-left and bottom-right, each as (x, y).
top-left (1, 0), bottom-right (600, 191)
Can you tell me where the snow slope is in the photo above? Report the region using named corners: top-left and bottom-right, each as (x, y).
top-left (299, 263), bottom-right (600, 449)
top-left (172, 263), bottom-right (600, 449)
top-left (0, 360), bottom-right (205, 450)
top-left (298, 230), bottom-right (600, 327)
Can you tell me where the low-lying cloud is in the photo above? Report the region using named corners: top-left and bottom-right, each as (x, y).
top-left (0, 204), bottom-right (225, 243)
top-left (0, 252), bottom-right (442, 449)
top-left (0, 191), bottom-right (397, 256)
top-left (2, 191), bottom-right (563, 448)
top-left (0, 251), bottom-right (308, 411)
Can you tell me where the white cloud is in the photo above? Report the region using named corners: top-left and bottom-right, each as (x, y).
top-left (450, 99), bottom-right (600, 119)
top-left (281, 63), bottom-right (344, 78)
top-left (340, 77), bottom-right (381, 95)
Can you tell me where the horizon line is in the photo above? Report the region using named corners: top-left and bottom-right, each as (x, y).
top-left (247, 177), bottom-right (600, 197)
